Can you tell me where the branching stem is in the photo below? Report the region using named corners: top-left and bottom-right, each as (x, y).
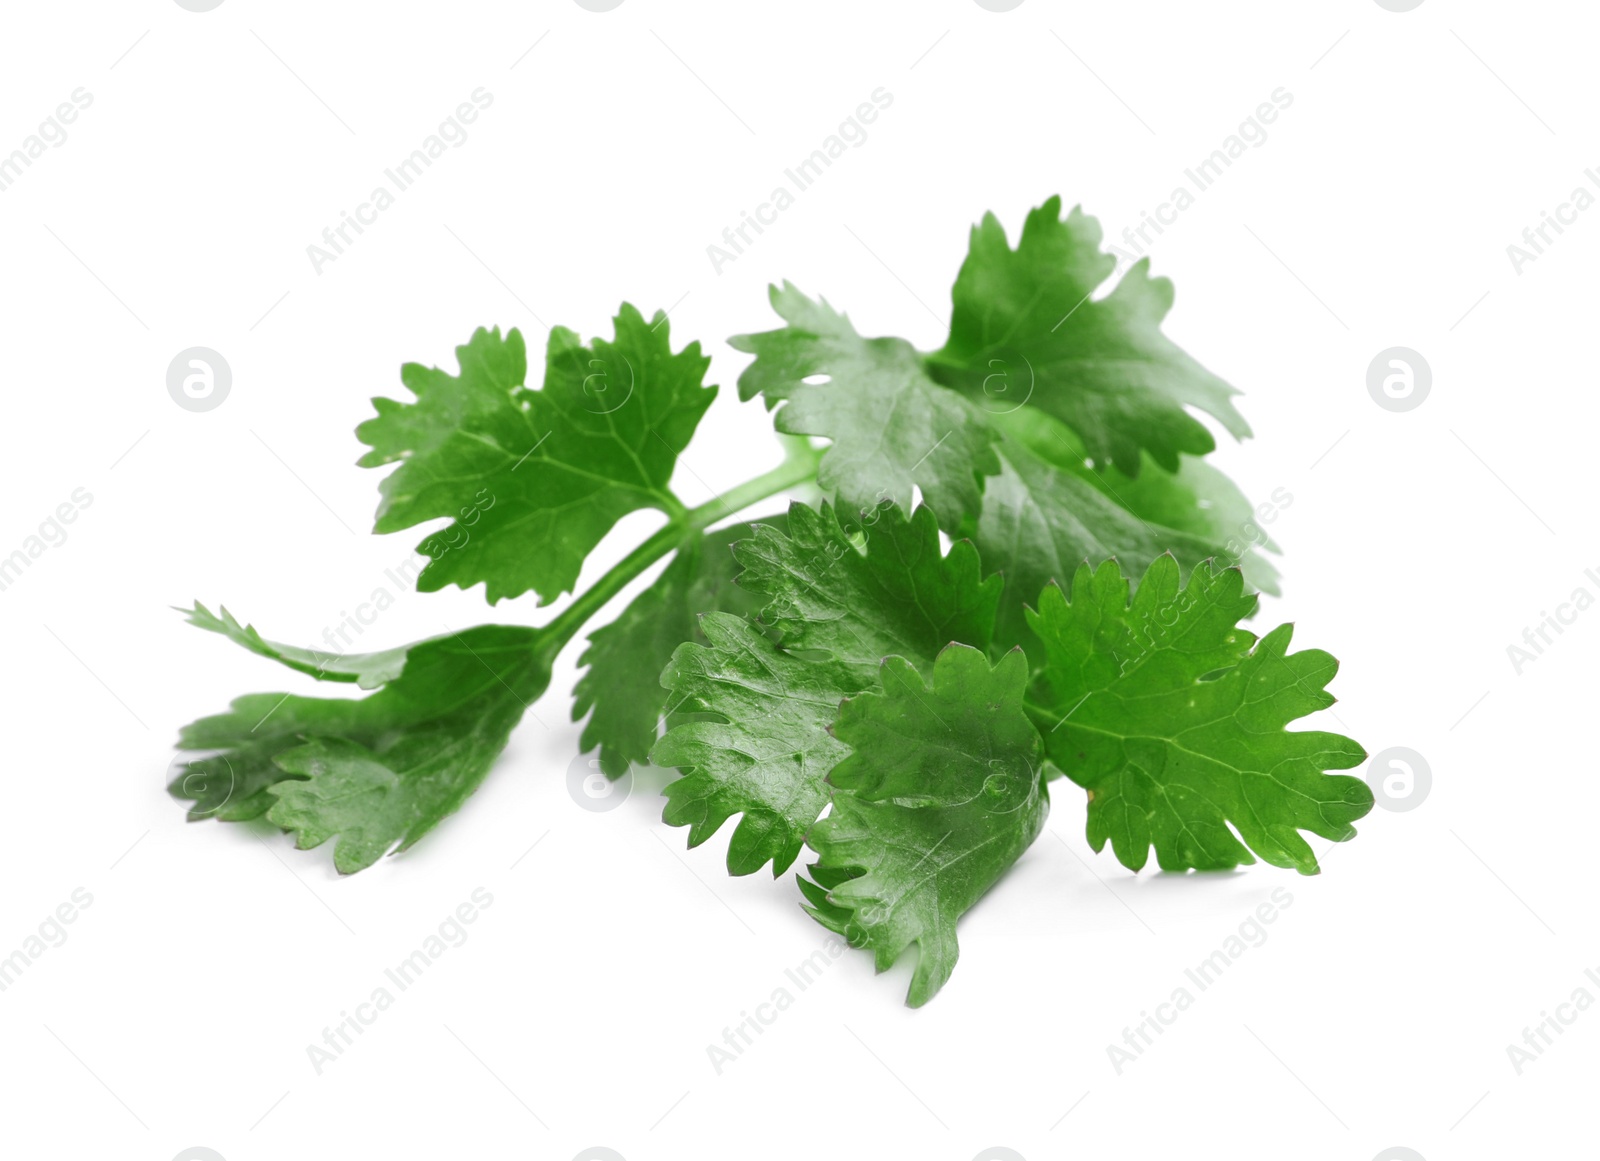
top-left (541, 440), bottom-right (822, 654)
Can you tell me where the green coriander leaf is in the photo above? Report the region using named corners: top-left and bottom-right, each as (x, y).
top-left (973, 439), bottom-right (1222, 653)
top-left (182, 601), bottom-right (415, 689)
top-left (268, 738), bottom-right (425, 874)
top-left (357, 307), bottom-right (717, 605)
top-left (1094, 454), bottom-right (1283, 596)
top-left (1027, 556), bottom-right (1370, 874)
top-left (733, 501), bottom-right (1001, 686)
top-left (731, 283), bottom-right (1000, 530)
top-left (929, 197), bottom-right (1249, 475)
top-left (572, 517), bottom-right (784, 779)
top-left (653, 612), bottom-right (854, 877)
top-left (1097, 456), bottom-right (1280, 560)
top-left (990, 405), bottom-right (1281, 596)
top-left (172, 625), bottom-right (549, 872)
top-left (653, 502), bottom-right (999, 876)
top-left (171, 742), bottom-right (302, 825)
top-left (802, 647), bottom-right (1048, 1007)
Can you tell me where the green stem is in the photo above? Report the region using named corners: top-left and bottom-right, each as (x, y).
top-left (541, 442), bottom-right (822, 653)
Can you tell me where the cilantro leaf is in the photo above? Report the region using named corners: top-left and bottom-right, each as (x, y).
top-left (357, 307), bottom-right (716, 605)
top-left (973, 439), bottom-right (1222, 653)
top-left (970, 401), bottom-right (1283, 651)
top-left (1091, 453), bottom-right (1282, 596)
top-left (182, 601), bottom-right (416, 689)
top-left (167, 196), bottom-right (1376, 991)
top-left (652, 502), bottom-right (1000, 876)
top-left (1026, 557), bottom-right (1370, 874)
top-left (731, 283), bottom-right (1000, 529)
top-left (173, 624), bottom-right (549, 872)
top-left (653, 612), bottom-right (855, 877)
top-left (929, 197), bottom-right (1249, 475)
top-left (992, 405), bottom-right (1282, 595)
top-left (572, 517), bottom-right (784, 779)
top-left (733, 501), bottom-right (1001, 686)
top-left (1094, 452), bottom-right (1277, 554)
top-left (802, 647), bottom-right (1048, 1007)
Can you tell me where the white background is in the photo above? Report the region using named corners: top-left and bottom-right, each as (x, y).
top-left (0, 1), bottom-right (1592, 1159)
